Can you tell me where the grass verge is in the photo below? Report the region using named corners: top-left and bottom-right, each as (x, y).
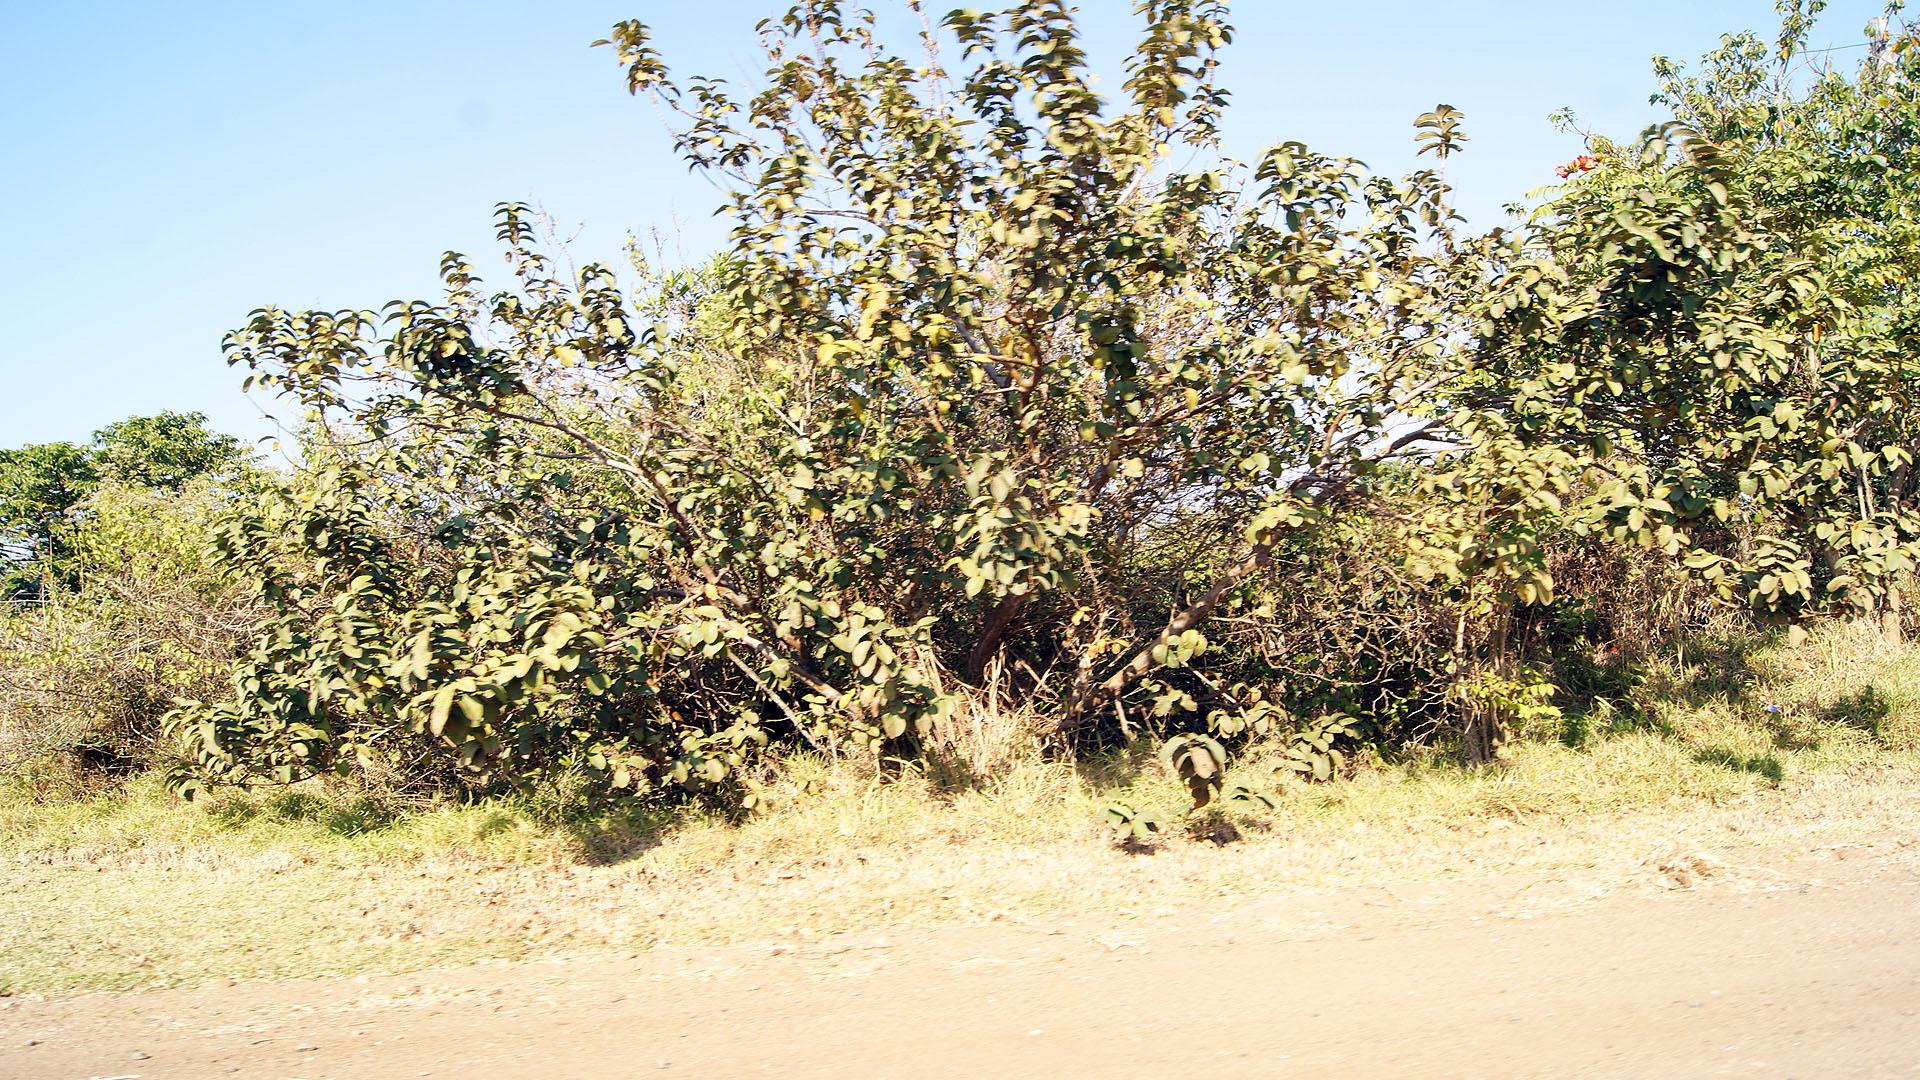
top-left (6, 621), bottom-right (1920, 994)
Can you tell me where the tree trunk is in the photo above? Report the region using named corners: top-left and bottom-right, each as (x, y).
top-left (1059, 544), bottom-right (1274, 731)
top-left (1460, 607), bottom-right (1511, 767)
top-left (1885, 446), bottom-right (1913, 645)
top-left (964, 594), bottom-right (1029, 685)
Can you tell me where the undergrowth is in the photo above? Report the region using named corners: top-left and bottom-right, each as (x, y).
top-left (7, 621), bottom-right (1917, 868)
top-left (5, 623), bottom-right (1920, 993)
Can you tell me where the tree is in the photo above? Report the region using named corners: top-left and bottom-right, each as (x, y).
top-left (172, 0), bottom-right (1920, 802)
top-left (0, 412), bottom-right (247, 600)
top-left (0, 442), bottom-right (97, 599)
top-left (92, 411), bottom-right (245, 493)
top-left (179, 0), bottom-right (1557, 798)
top-left (1486, 3), bottom-right (1920, 635)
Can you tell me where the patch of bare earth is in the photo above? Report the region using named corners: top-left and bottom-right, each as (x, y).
top-left (5, 764), bottom-right (1920, 1078)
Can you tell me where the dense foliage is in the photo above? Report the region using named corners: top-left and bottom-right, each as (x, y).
top-left (0, 412), bottom-right (243, 599)
top-left (7, 2), bottom-right (1918, 813)
top-left (1497, 11), bottom-right (1920, 630)
top-left (0, 416), bottom-right (254, 772)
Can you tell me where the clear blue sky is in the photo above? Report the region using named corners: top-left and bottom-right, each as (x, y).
top-left (0, 1), bottom-right (1889, 450)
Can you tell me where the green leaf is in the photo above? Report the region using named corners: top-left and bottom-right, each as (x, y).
top-left (428, 685), bottom-right (456, 737)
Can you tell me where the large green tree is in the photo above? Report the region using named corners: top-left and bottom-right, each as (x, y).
top-left (180, 0), bottom-right (1559, 798)
top-left (169, 0), bottom-right (1920, 803)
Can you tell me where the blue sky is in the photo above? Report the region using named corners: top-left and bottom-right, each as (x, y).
top-left (0, 1), bottom-right (1891, 450)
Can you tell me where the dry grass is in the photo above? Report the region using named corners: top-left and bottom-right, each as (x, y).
top-left (6, 621), bottom-right (1920, 994)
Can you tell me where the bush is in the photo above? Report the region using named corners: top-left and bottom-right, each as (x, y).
top-left (174, 2), bottom-right (1556, 802)
top-left (0, 480), bottom-right (258, 777)
top-left (139, 1), bottom-right (1920, 808)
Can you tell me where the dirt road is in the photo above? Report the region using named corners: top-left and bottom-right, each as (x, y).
top-left (5, 845), bottom-right (1917, 1080)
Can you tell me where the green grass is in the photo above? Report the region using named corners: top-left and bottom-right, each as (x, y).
top-left (6, 620), bottom-right (1920, 994)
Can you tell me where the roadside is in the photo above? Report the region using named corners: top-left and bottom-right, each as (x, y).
top-left (6, 772), bottom-right (1918, 1078)
top-left (7, 626), bottom-right (1920, 1075)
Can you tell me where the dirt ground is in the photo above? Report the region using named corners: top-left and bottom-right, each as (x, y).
top-left (5, 835), bottom-right (1917, 1080)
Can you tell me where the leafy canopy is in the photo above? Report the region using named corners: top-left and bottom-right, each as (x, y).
top-left (0, 412), bottom-right (245, 599)
top-left (166, 1), bottom-right (1920, 804)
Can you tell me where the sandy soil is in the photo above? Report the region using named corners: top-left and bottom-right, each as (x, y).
top-left (5, 837), bottom-right (1917, 1080)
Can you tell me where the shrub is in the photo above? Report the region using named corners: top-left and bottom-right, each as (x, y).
top-left (0, 480), bottom-right (258, 777)
top-left (158, 1), bottom-right (1920, 808)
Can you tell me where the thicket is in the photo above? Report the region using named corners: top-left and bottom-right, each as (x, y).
top-left (0, 415), bottom-right (256, 774)
top-left (7, 2), bottom-right (1920, 820)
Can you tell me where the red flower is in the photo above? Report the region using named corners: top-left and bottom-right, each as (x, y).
top-left (1556, 153), bottom-right (1601, 179)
